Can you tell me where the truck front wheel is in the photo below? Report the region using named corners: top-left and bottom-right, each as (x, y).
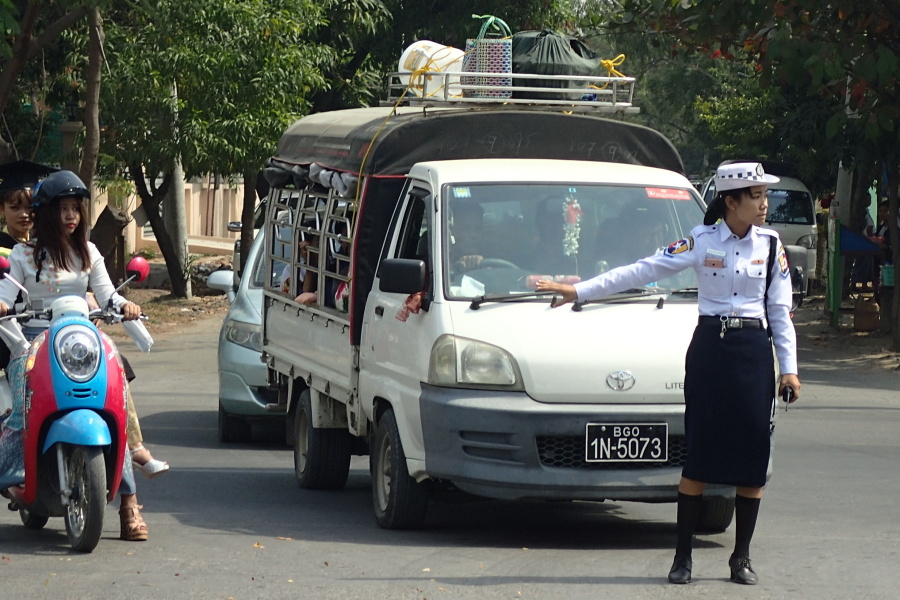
top-left (293, 390), bottom-right (351, 490)
top-left (696, 495), bottom-right (735, 534)
top-left (370, 407), bottom-right (428, 529)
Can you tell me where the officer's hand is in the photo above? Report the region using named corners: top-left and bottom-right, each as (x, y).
top-left (535, 281), bottom-right (577, 307)
top-left (0, 302), bottom-right (8, 317)
top-left (778, 374), bottom-right (801, 402)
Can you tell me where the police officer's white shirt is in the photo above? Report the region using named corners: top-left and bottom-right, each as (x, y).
top-left (574, 222), bottom-right (798, 375)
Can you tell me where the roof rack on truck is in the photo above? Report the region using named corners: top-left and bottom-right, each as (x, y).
top-left (383, 71), bottom-right (638, 114)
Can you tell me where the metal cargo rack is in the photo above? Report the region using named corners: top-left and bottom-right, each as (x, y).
top-left (383, 71), bottom-right (638, 113)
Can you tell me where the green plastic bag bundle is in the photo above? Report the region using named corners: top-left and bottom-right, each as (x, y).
top-left (511, 29), bottom-right (602, 100)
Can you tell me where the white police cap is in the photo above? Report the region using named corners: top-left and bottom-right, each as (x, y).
top-left (715, 162), bottom-right (779, 192)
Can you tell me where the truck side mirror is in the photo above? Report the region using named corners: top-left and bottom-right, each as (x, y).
top-left (378, 258), bottom-right (426, 294)
top-left (783, 245), bottom-right (807, 310)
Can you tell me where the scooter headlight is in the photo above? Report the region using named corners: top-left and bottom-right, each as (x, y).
top-left (54, 325), bottom-right (101, 382)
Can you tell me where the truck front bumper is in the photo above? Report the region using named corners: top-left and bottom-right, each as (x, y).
top-left (419, 383), bottom-right (734, 502)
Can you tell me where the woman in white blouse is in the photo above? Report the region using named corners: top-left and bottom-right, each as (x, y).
top-left (0, 170), bottom-right (149, 542)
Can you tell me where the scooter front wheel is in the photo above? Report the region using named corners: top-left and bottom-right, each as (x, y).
top-left (63, 445), bottom-right (106, 553)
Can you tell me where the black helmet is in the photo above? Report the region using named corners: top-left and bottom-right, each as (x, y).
top-left (32, 170), bottom-right (90, 208)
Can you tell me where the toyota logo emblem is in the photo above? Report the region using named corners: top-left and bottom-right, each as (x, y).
top-left (606, 370), bottom-right (636, 391)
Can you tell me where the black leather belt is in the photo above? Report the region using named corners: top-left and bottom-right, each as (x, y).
top-left (698, 316), bottom-right (763, 330)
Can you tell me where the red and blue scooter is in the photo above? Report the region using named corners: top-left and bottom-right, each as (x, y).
top-left (0, 256), bottom-right (148, 552)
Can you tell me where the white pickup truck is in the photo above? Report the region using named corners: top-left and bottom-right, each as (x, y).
top-left (260, 97), bottom-right (747, 531)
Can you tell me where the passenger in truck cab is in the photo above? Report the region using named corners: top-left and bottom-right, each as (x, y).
top-left (528, 196), bottom-right (578, 276)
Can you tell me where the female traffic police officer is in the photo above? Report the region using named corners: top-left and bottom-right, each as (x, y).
top-left (537, 162), bottom-right (801, 586)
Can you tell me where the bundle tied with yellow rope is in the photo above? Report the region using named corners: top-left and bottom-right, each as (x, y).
top-left (461, 14), bottom-right (513, 99)
top-left (511, 29), bottom-right (621, 101)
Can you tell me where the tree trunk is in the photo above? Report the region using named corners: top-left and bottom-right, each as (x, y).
top-left (129, 165), bottom-right (189, 298)
top-left (79, 8), bottom-right (102, 200)
top-left (164, 159), bottom-right (191, 299)
top-left (240, 171), bottom-right (257, 274)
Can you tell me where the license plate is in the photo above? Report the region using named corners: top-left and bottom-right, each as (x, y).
top-left (585, 423), bottom-right (668, 463)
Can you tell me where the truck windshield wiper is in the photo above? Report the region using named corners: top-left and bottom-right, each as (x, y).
top-left (469, 291), bottom-right (557, 310)
top-left (571, 288), bottom-right (666, 311)
top-left (664, 287), bottom-right (698, 295)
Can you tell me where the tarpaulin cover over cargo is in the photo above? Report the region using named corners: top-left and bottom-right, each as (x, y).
top-left (268, 106), bottom-right (685, 177)
top-left (262, 106), bottom-right (688, 344)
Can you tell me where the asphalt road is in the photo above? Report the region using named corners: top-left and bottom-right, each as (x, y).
top-left (1, 315), bottom-right (898, 600)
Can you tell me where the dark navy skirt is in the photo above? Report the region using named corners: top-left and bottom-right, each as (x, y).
top-left (682, 324), bottom-right (776, 487)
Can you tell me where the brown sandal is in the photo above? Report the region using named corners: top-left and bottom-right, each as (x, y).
top-left (119, 504), bottom-right (149, 541)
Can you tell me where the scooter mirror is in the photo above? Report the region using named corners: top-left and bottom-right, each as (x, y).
top-left (126, 256), bottom-right (150, 283)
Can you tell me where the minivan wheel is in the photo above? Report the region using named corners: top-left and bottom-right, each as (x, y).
top-left (370, 408), bottom-right (428, 530)
top-left (293, 390), bottom-right (351, 490)
top-left (696, 495), bottom-right (735, 534)
top-left (218, 402), bottom-right (252, 443)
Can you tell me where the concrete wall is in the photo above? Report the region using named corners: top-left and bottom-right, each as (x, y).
top-left (89, 176), bottom-right (249, 257)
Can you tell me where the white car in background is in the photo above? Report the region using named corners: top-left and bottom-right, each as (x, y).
top-left (701, 161), bottom-right (817, 289)
top-left (207, 230), bottom-right (282, 442)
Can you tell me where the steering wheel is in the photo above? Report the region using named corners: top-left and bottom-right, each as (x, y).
top-left (479, 258), bottom-right (519, 269)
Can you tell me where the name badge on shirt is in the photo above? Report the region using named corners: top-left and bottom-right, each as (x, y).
top-left (704, 248), bottom-right (725, 269)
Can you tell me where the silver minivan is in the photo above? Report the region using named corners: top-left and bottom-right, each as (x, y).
top-left (207, 230), bottom-right (281, 442)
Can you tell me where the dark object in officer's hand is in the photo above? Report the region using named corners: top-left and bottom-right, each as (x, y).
top-left (781, 386), bottom-right (794, 411)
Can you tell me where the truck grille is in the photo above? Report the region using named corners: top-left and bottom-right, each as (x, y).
top-left (536, 435), bottom-right (687, 469)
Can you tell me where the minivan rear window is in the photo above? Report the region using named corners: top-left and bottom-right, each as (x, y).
top-left (766, 189), bottom-right (813, 225)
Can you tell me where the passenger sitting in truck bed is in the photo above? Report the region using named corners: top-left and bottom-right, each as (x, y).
top-left (323, 226), bottom-right (351, 311)
top-left (449, 202), bottom-right (485, 275)
top-left (283, 230), bottom-right (319, 306)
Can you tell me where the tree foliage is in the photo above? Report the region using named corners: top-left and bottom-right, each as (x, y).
top-left (604, 0), bottom-right (900, 346)
top-left (98, 0), bottom-right (330, 295)
top-left (608, 0), bottom-right (900, 170)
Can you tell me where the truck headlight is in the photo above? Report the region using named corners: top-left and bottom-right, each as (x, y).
top-left (428, 334), bottom-right (523, 390)
top-left (223, 319), bottom-right (262, 351)
top-left (54, 325), bottom-right (101, 382)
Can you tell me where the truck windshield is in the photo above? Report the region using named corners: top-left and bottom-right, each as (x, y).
top-left (443, 183), bottom-right (704, 299)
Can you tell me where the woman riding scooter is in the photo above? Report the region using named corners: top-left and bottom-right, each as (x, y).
top-left (0, 170), bottom-right (150, 541)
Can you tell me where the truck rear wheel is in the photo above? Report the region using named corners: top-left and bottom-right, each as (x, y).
top-left (293, 390), bottom-right (351, 490)
top-left (696, 495), bottom-right (735, 533)
top-left (370, 408), bottom-right (428, 529)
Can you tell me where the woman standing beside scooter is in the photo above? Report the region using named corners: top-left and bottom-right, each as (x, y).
top-left (0, 170), bottom-right (150, 541)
